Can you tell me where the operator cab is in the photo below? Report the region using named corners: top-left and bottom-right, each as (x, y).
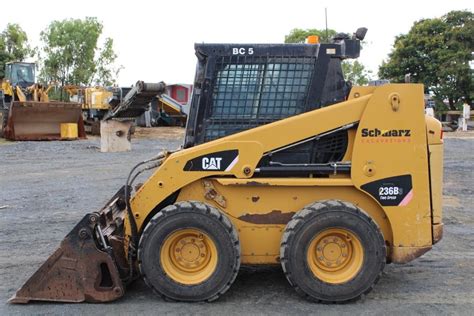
top-left (184, 28), bottom-right (367, 170)
top-left (5, 62), bottom-right (35, 88)
top-left (185, 28), bottom-right (367, 148)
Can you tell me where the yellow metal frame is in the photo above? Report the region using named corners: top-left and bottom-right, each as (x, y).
top-left (1, 79), bottom-right (14, 97)
top-left (128, 84), bottom-right (443, 265)
top-left (176, 179), bottom-right (390, 264)
top-left (64, 86), bottom-right (112, 111)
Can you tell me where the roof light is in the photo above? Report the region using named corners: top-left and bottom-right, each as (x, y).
top-left (306, 35), bottom-right (320, 44)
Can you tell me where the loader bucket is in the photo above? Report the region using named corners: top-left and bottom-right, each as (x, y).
top-left (4, 101), bottom-right (86, 141)
top-left (9, 187), bottom-right (130, 304)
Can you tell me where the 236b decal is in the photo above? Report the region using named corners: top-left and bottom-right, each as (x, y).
top-left (361, 175), bottom-right (413, 206)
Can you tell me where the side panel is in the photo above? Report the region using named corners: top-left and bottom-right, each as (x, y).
top-left (351, 84), bottom-right (432, 255)
top-left (176, 179), bottom-right (392, 265)
top-left (429, 144), bottom-right (444, 224)
top-left (425, 116), bottom-right (444, 227)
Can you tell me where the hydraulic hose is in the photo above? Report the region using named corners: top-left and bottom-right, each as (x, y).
top-left (123, 152), bottom-right (167, 283)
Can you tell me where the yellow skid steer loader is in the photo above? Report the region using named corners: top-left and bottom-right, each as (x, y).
top-left (10, 28), bottom-right (444, 303)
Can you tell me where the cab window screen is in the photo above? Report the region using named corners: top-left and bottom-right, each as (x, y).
top-left (205, 56), bottom-right (315, 141)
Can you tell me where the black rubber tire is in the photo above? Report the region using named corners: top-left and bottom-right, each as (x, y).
top-left (138, 201), bottom-right (240, 302)
top-left (280, 200), bottom-right (386, 303)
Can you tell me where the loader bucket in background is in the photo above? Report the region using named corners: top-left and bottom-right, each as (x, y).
top-left (9, 187), bottom-right (130, 304)
top-left (4, 101), bottom-right (86, 141)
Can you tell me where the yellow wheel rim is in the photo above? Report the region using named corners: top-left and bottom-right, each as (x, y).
top-left (307, 228), bottom-right (364, 284)
top-left (161, 228), bottom-right (218, 285)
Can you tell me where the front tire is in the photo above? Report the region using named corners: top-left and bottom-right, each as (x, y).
top-left (138, 201), bottom-right (240, 302)
top-left (280, 200), bottom-right (386, 303)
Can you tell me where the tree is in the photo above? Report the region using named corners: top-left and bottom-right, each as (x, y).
top-left (379, 10), bottom-right (474, 110)
top-left (0, 23), bottom-right (32, 77)
top-left (342, 60), bottom-right (372, 86)
top-left (285, 28), bottom-right (337, 44)
top-left (284, 28), bottom-right (371, 85)
top-left (93, 37), bottom-right (121, 86)
top-left (39, 17), bottom-right (120, 87)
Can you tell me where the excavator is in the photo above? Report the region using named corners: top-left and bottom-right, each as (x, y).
top-left (10, 28), bottom-right (444, 303)
top-left (0, 61), bottom-right (85, 140)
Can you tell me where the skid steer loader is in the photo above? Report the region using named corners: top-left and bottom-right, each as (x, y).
top-left (10, 28), bottom-right (444, 304)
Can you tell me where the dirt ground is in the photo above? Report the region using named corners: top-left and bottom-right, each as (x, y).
top-left (1, 128), bottom-right (473, 315)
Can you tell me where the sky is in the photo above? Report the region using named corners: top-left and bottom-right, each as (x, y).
top-left (2, 0), bottom-right (472, 86)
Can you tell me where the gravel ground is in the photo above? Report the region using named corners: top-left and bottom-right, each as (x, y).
top-left (0, 129), bottom-right (473, 315)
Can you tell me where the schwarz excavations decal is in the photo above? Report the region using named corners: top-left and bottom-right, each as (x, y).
top-left (361, 128), bottom-right (412, 143)
top-left (361, 175), bottom-right (413, 207)
top-left (183, 150), bottom-right (239, 172)
top-left (361, 128), bottom-right (411, 137)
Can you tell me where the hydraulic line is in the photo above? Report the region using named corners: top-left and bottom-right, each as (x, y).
top-left (123, 151), bottom-right (169, 283)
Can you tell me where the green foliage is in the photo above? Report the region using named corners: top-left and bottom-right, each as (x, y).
top-left (0, 23), bottom-right (32, 78)
top-left (284, 28), bottom-right (337, 44)
top-left (39, 17), bottom-right (120, 87)
top-left (342, 60), bottom-right (372, 85)
top-left (285, 28), bottom-right (371, 85)
top-left (379, 10), bottom-right (474, 110)
top-left (94, 37), bottom-right (121, 86)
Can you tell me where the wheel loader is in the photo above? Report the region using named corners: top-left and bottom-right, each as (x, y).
top-left (10, 28), bottom-right (444, 304)
top-left (0, 62), bottom-right (85, 140)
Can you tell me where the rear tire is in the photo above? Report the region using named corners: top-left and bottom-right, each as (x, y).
top-left (138, 201), bottom-right (240, 302)
top-left (280, 200), bottom-right (386, 303)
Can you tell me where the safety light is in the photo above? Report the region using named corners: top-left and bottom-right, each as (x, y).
top-left (306, 35), bottom-right (320, 44)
